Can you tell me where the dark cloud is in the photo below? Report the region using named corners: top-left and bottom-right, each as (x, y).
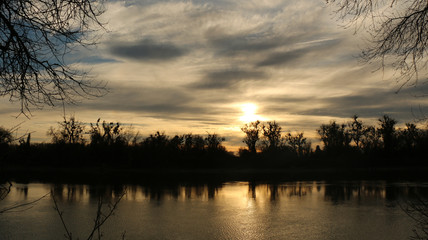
top-left (82, 85), bottom-right (194, 113)
top-left (205, 27), bottom-right (315, 57)
top-left (257, 86), bottom-right (428, 123)
top-left (257, 39), bottom-right (341, 67)
top-left (302, 90), bottom-right (427, 120)
top-left (79, 56), bottom-right (119, 64)
top-left (257, 48), bottom-right (308, 67)
top-left (78, 83), bottom-right (238, 122)
top-left (190, 69), bottom-right (268, 89)
top-left (109, 39), bottom-right (187, 61)
top-left (207, 32), bottom-right (282, 56)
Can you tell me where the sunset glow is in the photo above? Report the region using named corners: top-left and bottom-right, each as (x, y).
top-left (239, 103), bottom-right (263, 123)
top-left (0, 0), bottom-right (426, 151)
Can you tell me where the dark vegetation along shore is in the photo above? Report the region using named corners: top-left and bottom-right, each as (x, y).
top-left (1, 114), bottom-right (428, 183)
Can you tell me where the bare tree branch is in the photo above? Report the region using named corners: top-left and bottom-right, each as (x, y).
top-left (327, 0), bottom-right (428, 90)
top-left (86, 190), bottom-right (126, 240)
top-left (400, 194), bottom-right (428, 240)
top-left (0, 0), bottom-right (107, 115)
top-left (52, 189), bottom-right (73, 240)
top-left (51, 187), bottom-right (126, 240)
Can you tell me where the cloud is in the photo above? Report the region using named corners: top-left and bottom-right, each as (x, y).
top-left (256, 82), bottom-right (428, 123)
top-left (83, 85), bottom-right (196, 114)
top-left (298, 89), bottom-right (427, 120)
top-left (109, 39), bottom-right (187, 61)
top-left (190, 69), bottom-right (268, 89)
top-left (78, 56), bottom-right (119, 64)
top-left (257, 38), bottom-right (342, 67)
top-left (205, 27), bottom-right (287, 56)
top-left (75, 82), bottom-right (239, 124)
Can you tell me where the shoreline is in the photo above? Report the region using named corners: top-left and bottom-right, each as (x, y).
top-left (3, 166), bottom-right (428, 184)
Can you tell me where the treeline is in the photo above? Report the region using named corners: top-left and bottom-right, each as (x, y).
top-left (0, 117), bottom-right (233, 169)
top-left (1, 114), bottom-right (428, 169)
top-left (239, 115), bottom-right (428, 167)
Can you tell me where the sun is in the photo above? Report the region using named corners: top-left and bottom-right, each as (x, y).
top-left (239, 103), bottom-right (262, 123)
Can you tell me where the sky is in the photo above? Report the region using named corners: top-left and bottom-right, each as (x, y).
top-left (1, 0), bottom-right (427, 151)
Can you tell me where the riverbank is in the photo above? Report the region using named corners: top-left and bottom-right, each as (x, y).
top-left (3, 165), bottom-right (428, 184)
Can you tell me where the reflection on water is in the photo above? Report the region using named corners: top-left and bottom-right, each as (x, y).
top-left (1, 181), bottom-right (427, 240)
top-left (36, 181), bottom-right (428, 204)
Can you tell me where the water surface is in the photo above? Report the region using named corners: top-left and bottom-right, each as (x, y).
top-left (0, 181), bottom-right (426, 239)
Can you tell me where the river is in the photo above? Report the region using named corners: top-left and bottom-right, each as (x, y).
top-left (1, 181), bottom-right (427, 239)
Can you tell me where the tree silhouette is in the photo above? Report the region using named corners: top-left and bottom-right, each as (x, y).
top-left (0, 126), bottom-right (12, 145)
top-left (241, 120), bottom-right (261, 153)
top-left (349, 115), bottom-right (364, 149)
top-left (262, 121), bottom-right (282, 151)
top-left (285, 132), bottom-right (311, 157)
top-left (378, 115), bottom-right (397, 152)
top-left (205, 133), bottom-right (226, 152)
top-left (89, 119), bottom-right (126, 146)
top-left (168, 135), bottom-right (184, 151)
top-left (400, 123), bottom-right (420, 151)
top-left (142, 131), bottom-right (169, 151)
top-left (360, 125), bottom-right (381, 152)
top-left (182, 134), bottom-right (205, 152)
top-left (327, 0), bottom-right (428, 88)
top-left (47, 116), bottom-right (86, 144)
top-left (317, 121), bottom-right (351, 151)
top-left (0, 0), bottom-right (106, 114)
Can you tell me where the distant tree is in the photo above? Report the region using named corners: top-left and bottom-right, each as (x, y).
top-left (262, 121), bottom-right (282, 151)
top-left (89, 119), bottom-right (126, 146)
top-left (241, 120), bottom-right (261, 153)
top-left (327, 0), bottom-right (428, 88)
top-left (143, 131), bottom-right (169, 151)
top-left (18, 133), bottom-right (31, 147)
top-left (205, 133), bottom-right (226, 152)
top-left (0, 127), bottom-right (13, 145)
top-left (349, 115), bottom-right (364, 149)
top-left (360, 126), bottom-right (381, 152)
top-left (47, 116), bottom-right (86, 144)
top-left (0, 0), bottom-right (106, 114)
top-left (127, 130), bottom-right (142, 146)
top-left (193, 135), bottom-right (206, 151)
top-left (285, 132), bottom-right (311, 157)
top-left (183, 134), bottom-right (194, 151)
top-left (169, 135), bottom-right (184, 151)
top-left (378, 115), bottom-right (397, 152)
top-left (183, 134), bottom-right (205, 152)
top-left (317, 121), bottom-right (351, 151)
top-left (418, 125), bottom-right (428, 150)
top-left (399, 123), bottom-right (420, 150)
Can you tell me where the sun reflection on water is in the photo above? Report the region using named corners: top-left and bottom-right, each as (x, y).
top-left (1, 182), bottom-right (424, 240)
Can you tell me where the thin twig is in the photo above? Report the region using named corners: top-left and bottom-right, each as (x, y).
top-left (0, 192), bottom-right (50, 214)
top-left (51, 190), bottom-right (73, 240)
top-left (86, 189), bottom-right (126, 240)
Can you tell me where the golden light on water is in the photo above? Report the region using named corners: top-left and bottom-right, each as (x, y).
top-left (239, 103), bottom-right (263, 123)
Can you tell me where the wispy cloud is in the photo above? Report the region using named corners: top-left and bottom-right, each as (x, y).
top-left (109, 39), bottom-right (188, 61)
top-left (257, 39), bottom-right (342, 67)
top-left (190, 69), bottom-right (268, 89)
